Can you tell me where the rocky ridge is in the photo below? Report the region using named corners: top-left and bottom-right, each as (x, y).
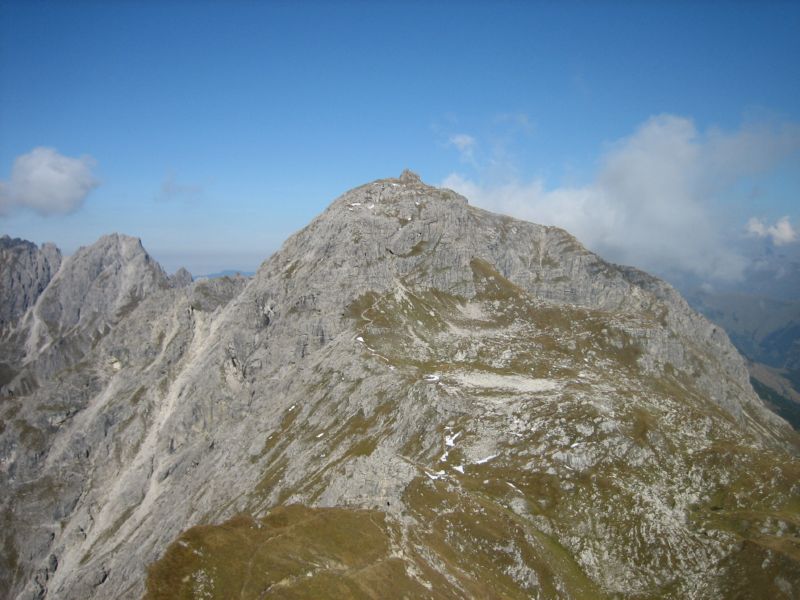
top-left (1, 171), bottom-right (799, 599)
top-left (0, 236), bottom-right (61, 331)
top-left (0, 237), bottom-right (62, 384)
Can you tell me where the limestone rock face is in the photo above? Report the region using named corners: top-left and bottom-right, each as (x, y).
top-left (6, 234), bottom-right (172, 393)
top-left (29, 234), bottom-right (169, 344)
top-left (1, 174), bottom-right (799, 600)
top-left (169, 267), bottom-right (193, 288)
top-left (0, 235), bottom-right (61, 330)
top-left (0, 236), bottom-right (62, 392)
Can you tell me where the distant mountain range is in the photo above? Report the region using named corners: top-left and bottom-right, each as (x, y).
top-left (196, 269), bottom-right (255, 280)
top-left (686, 266), bottom-right (800, 429)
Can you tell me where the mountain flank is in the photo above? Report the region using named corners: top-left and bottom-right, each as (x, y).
top-left (1, 171), bottom-right (799, 599)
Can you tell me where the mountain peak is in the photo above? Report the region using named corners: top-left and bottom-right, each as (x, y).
top-left (398, 168), bottom-right (422, 184)
top-left (2, 175), bottom-right (799, 600)
top-left (169, 266), bottom-right (193, 287)
top-left (17, 233), bottom-right (170, 381)
top-left (87, 233), bottom-right (148, 260)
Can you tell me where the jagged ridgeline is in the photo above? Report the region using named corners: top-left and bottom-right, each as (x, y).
top-left (1, 171), bottom-right (799, 599)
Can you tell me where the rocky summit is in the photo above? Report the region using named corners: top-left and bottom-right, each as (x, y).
top-left (1, 172), bottom-right (799, 599)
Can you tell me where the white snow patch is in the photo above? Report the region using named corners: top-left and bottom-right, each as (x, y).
top-left (425, 470), bottom-right (446, 481)
top-left (445, 431), bottom-right (461, 447)
top-left (316, 432), bottom-right (324, 438)
top-left (355, 336), bottom-right (364, 343)
top-left (452, 372), bottom-right (558, 393)
top-left (453, 465), bottom-right (465, 474)
top-left (475, 454), bottom-right (498, 465)
top-left (423, 374), bottom-right (440, 383)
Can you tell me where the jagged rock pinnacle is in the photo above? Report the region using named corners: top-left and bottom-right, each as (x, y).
top-left (0, 236), bottom-right (62, 329)
top-left (170, 267), bottom-right (193, 288)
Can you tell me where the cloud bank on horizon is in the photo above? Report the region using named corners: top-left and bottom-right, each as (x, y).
top-left (0, 147), bottom-right (99, 216)
top-left (746, 216), bottom-right (797, 246)
top-left (442, 114), bottom-right (800, 283)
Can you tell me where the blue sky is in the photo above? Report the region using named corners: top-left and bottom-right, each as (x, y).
top-left (1, 1), bottom-right (799, 278)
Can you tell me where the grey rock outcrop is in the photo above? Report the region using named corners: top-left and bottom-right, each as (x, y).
top-left (1, 173), bottom-right (798, 600)
top-left (0, 235), bottom-right (61, 330)
top-left (0, 235), bottom-right (61, 391)
top-left (2, 234), bottom-right (170, 397)
top-left (169, 267), bottom-right (193, 288)
top-left (28, 233), bottom-right (169, 348)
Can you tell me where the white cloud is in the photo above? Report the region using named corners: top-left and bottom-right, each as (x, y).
top-left (747, 216), bottom-right (797, 245)
top-left (745, 217), bottom-right (768, 237)
top-left (448, 133), bottom-right (477, 164)
top-left (442, 114), bottom-right (800, 282)
top-left (0, 147), bottom-right (99, 216)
